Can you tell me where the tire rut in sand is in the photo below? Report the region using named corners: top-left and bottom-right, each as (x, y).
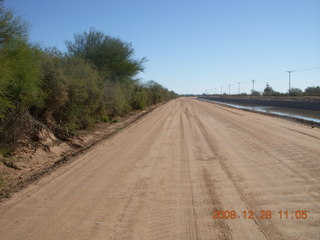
top-left (179, 111), bottom-right (200, 240)
top-left (190, 105), bottom-right (272, 239)
top-left (190, 101), bottom-right (289, 239)
top-left (201, 168), bottom-right (232, 240)
top-left (142, 103), bottom-right (181, 240)
top-left (182, 101), bottom-right (235, 240)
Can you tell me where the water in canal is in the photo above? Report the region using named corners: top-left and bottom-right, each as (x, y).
top-left (199, 98), bottom-right (320, 123)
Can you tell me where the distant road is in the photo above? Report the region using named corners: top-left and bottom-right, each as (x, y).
top-left (1, 98), bottom-right (320, 239)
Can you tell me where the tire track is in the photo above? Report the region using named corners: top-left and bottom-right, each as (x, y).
top-left (1, 98), bottom-right (319, 240)
top-left (190, 103), bottom-right (273, 239)
top-left (179, 106), bottom-right (199, 240)
top-left (189, 99), bottom-right (320, 239)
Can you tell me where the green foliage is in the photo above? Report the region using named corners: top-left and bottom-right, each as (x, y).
top-left (0, 6), bottom-right (177, 149)
top-left (38, 48), bottom-right (69, 122)
top-left (101, 115), bottom-right (109, 122)
top-left (289, 88), bottom-right (303, 96)
top-left (0, 1), bottom-right (29, 47)
top-left (0, 82), bottom-right (11, 119)
top-left (0, 5), bottom-right (44, 148)
top-left (251, 90), bottom-right (261, 96)
top-left (144, 80), bottom-right (176, 105)
top-left (58, 56), bottom-right (103, 130)
top-left (262, 83), bottom-right (280, 96)
top-left (130, 85), bottom-right (148, 110)
top-left (304, 86), bottom-right (320, 96)
top-left (0, 39), bottom-right (43, 112)
top-left (0, 1), bottom-right (31, 119)
top-left (111, 118), bottom-right (119, 123)
top-left (145, 80), bottom-right (164, 104)
top-left (103, 81), bottom-right (131, 117)
top-left (66, 29), bottom-right (146, 82)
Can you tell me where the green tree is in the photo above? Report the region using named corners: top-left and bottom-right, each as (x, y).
top-left (66, 29), bottom-right (146, 82)
top-left (0, 0), bottom-right (29, 46)
top-left (289, 88), bottom-right (303, 96)
top-left (1, 39), bottom-right (43, 111)
top-left (0, 39), bottom-right (44, 148)
top-left (0, 0), bottom-right (30, 119)
top-left (263, 83), bottom-right (275, 96)
top-left (304, 86), bottom-right (320, 96)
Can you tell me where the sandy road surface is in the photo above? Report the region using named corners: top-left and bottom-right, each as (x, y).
top-left (1, 98), bottom-right (320, 240)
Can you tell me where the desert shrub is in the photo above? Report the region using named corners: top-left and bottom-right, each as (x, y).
top-left (0, 39), bottom-right (43, 112)
top-left (0, 0), bottom-right (29, 118)
top-left (102, 81), bottom-right (131, 117)
top-left (56, 56), bottom-right (103, 130)
top-left (37, 48), bottom-right (69, 123)
top-left (0, 39), bottom-right (45, 148)
top-left (101, 115), bottom-right (109, 122)
top-left (130, 85), bottom-right (148, 110)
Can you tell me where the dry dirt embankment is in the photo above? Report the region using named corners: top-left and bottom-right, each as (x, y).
top-left (0, 98), bottom-right (319, 240)
top-left (0, 104), bottom-right (161, 200)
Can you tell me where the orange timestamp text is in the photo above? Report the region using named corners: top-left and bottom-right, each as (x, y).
top-left (211, 210), bottom-right (308, 220)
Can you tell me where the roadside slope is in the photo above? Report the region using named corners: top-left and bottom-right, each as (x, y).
top-left (0, 98), bottom-right (319, 240)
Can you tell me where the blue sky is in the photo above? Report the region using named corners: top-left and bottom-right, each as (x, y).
top-left (5, 0), bottom-right (320, 94)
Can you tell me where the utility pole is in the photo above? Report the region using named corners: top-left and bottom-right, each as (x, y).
top-left (228, 84), bottom-right (230, 95)
top-left (238, 82), bottom-right (241, 95)
top-left (287, 71), bottom-right (293, 93)
top-left (252, 79), bottom-right (255, 92)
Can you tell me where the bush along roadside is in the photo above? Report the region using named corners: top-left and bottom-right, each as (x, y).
top-left (0, 2), bottom-right (177, 153)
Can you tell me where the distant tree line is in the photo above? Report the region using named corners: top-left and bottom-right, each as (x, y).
top-left (0, 1), bottom-right (176, 150)
top-left (203, 84), bottom-right (320, 97)
top-left (251, 83), bottom-right (320, 97)
top-left (210, 84), bottom-right (320, 97)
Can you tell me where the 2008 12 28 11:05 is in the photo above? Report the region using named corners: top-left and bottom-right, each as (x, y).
top-left (211, 210), bottom-right (308, 220)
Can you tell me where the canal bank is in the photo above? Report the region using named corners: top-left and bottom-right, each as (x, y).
top-left (198, 96), bottom-right (320, 125)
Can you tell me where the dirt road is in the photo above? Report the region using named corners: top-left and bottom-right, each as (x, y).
top-left (1, 98), bottom-right (320, 240)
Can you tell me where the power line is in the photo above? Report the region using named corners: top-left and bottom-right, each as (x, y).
top-left (293, 66), bottom-right (320, 72)
top-left (260, 73), bottom-right (287, 82)
top-left (211, 65), bottom-right (319, 95)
